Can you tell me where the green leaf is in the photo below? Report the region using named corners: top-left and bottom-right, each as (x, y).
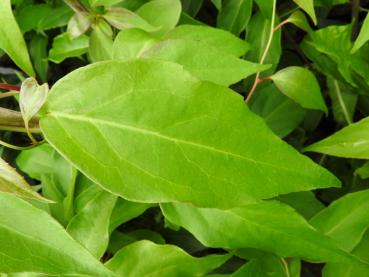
top-left (216, 0), bottom-right (253, 35)
top-left (310, 189), bottom-right (369, 251)
top-left (0, 158), bottom-right (49, 202)
top-left (0, 0), bottom-right (35, 76)
top-left (277, 191), bottom-right (325, 220)
top-left (249, 83), bottom-right (305, 138)
top-left (108, 230), bottom-right (165, 253)
top-left (112, 29), bottom-right (159, 61)
top-left (17, 144), bottom-right (75, 225)
top-left (230, 255), bottom-right (286, 277)
top-left (16, 4), bottom-right (72, 33)
top-left (352, 12), bottom-right (369, 53)
top-left (301, 25), bottom-right (355, 86)
top-left (140, 39), bottom-right (269, 86)
top-left (136, 0), bottom-right (181, 36)
top-left (355, 161), bottom-right (369, 179)
top-left (327, 77), bottom-right (357, 126)
top-left (40, 59), bottom-right (339, 208)
top-left (293, 0), bottom-right (317, 25)
top-left (67, 187), bottom-right (117, 258)
top-left (49, 33), bottom-right (89, 64)
top-left (160, 201), bottom-right (358, 263)
top-left (89, 20), bottom-right (113, 62)
top-left (270, 66), bottom-right (328, 113)
top-left (0, 193), bottom-right (115, 276)
top-left (287, 10), bottom-right (312, 32)
top-left (19, 78), bottom-right (49, 126)
top-left (105, 240), bottom-right (230, 276)
top-left (103, 7), bottom-right (159, 32)
top-left (165, 24), bottom-right (250, 57)
top-left (304, 116), bottom-right (369, 158)
top-left (181, 0), bottom-right (203, 16)
top-left (323, 229), bottom-right (369, 277)
top-left (29, 35), bottom-right (48, 82)
top-left (110, 198), bottom-right (154, 232)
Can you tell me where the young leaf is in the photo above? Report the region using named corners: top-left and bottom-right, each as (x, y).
top-left (67, 12), bottom-right (92, 38)
top-left (0, 157), bottom-right (49, 202)
top-left (105, 240), bottom-right (230, 276)
top-left (352, 12), bottom-right (369, 53)
top-left (140, 39), bottom-right (269, 86)
top-left (304, 116), bottom-right (369, 158)
top-left (230, 255), bottom-right (286, 277)
top-left (19, 78), bottom-right (49, 126)
top-left (216, 0), bottom-right (253, 35)
top-left (270, 66), bottom-right (328, 113)
top-left (310, 189), bottom-right (369, 251)
top-left (0, 0), bottom-right (35, 76)
top-left (164, 24), bottom-right (250, 57)
top-left (136, 0), bottom-right (181, 36)
top-left (293, 0), bottom-right (317, 25)
top-left (40, 60), bottom-right (340, 208)
top-left (67, 189), bottom-right (117, 258)
top-left (49, 33), bottom-right (89, 64)
top-left (0, 193), bottom-right (116, 276)
top-left (160, 201), bottom-right (359, 263)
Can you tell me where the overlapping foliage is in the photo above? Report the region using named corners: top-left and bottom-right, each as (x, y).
top-left (0, 0), bottom-right (369, 276)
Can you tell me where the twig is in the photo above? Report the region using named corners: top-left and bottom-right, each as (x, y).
top-left (245, 0), bottom-right (277, 102)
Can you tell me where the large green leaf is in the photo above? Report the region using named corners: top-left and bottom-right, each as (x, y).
top-left (0, 0), bottom-right (35, 76)
top-left (105, 240), bottom-right (230, 276)
top-left (0, 158), bottom-right (48, 202)
top-left (270, 66), bottom-right (327, 113)
top-left (40, 59), bottom-right (339, 208)
top-left (310, 189), bottom-right (369, 251)
top-left (160, 201), bottom-right (359, 263)
top-left (305, 116), bottom-right (369, 158)
top-left (0, 193), bottom-right (115, 276)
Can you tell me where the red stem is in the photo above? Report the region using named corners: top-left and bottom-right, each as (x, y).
top-left (0, 83), bottom-right (20, 92)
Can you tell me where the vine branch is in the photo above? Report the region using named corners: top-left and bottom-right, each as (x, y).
top-left (245, 0), bottom-right (277, 102)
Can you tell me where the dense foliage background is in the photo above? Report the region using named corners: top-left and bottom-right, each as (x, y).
top-left (1, 0), bottom-right (369, 276)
